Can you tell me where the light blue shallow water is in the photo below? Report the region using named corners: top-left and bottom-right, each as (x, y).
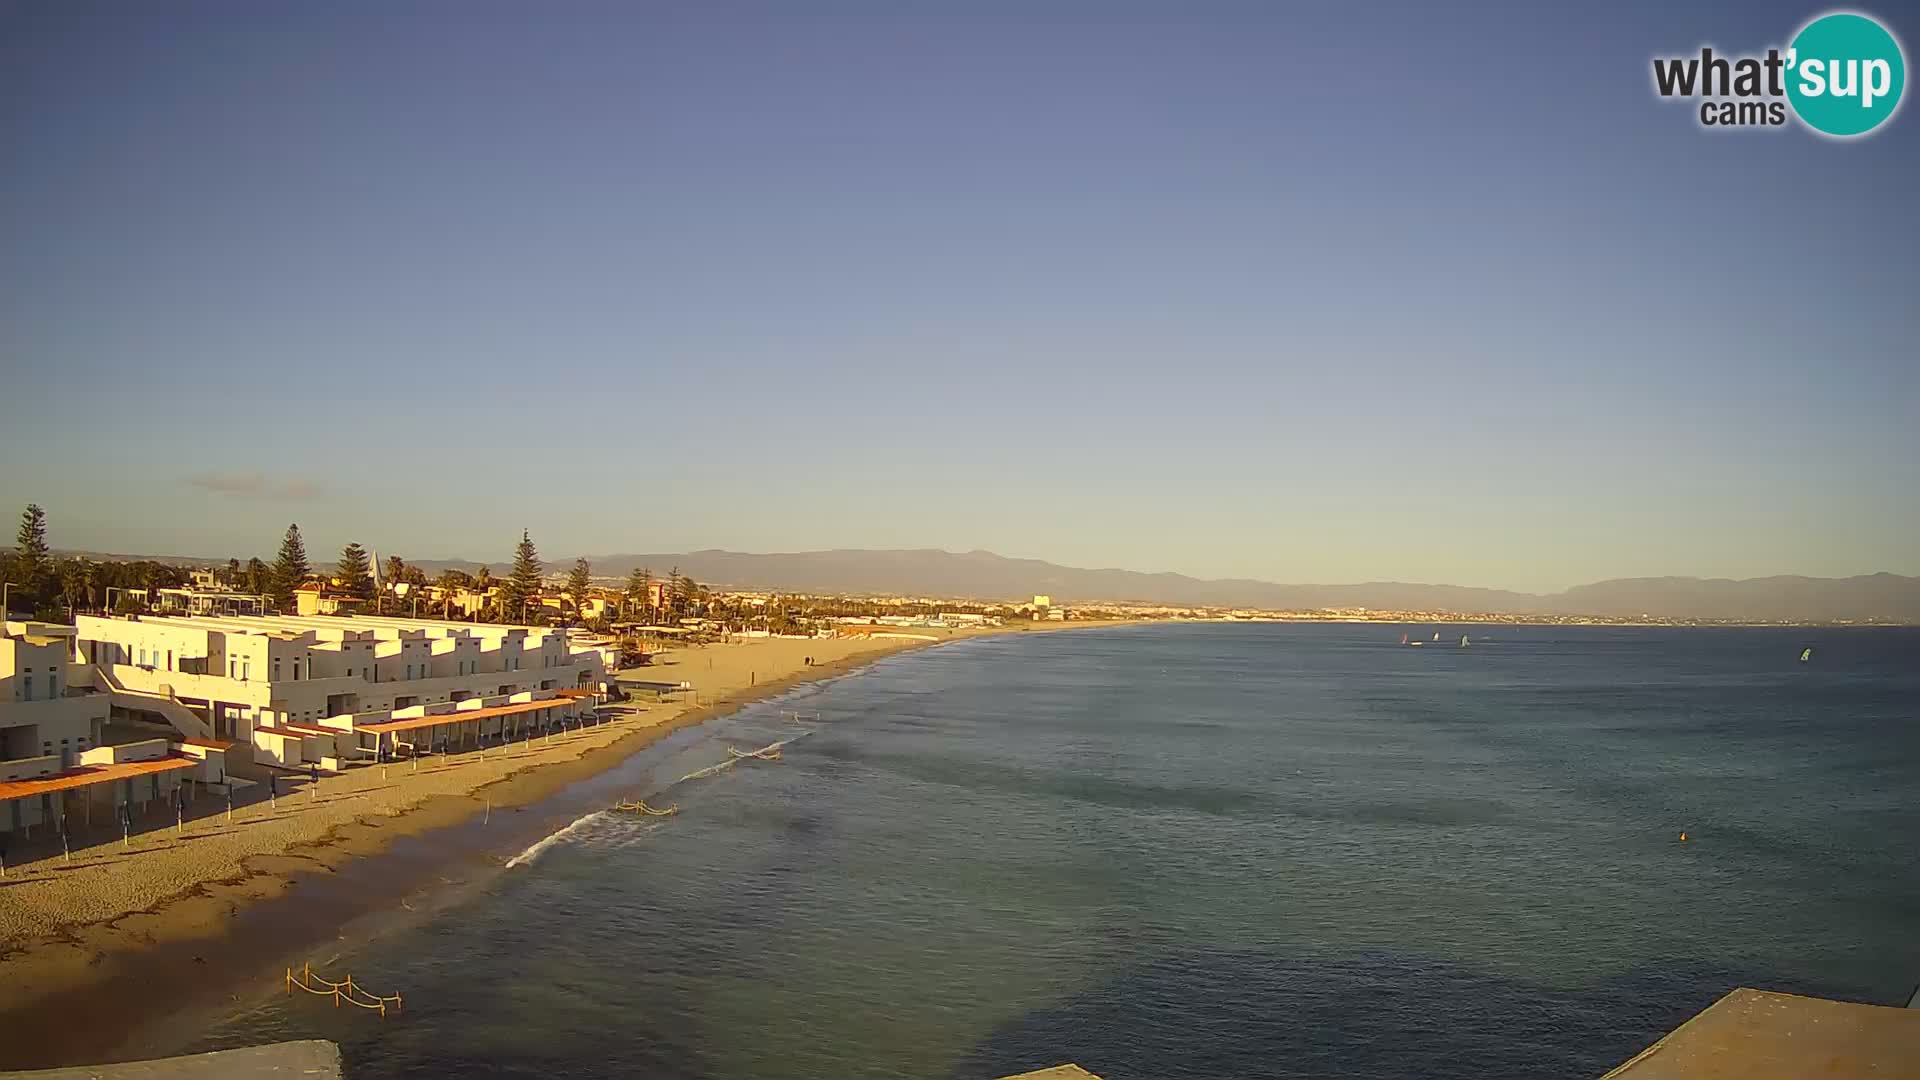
top-left (189, 624), bottom-right (1920, 1078)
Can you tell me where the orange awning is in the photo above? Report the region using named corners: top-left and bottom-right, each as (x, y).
top-left (0, 755), bottom-right (201, 802)
top-left (176, 737), bottom-right (233, 750)
top-left (357, 697), bottom-right (575, 736)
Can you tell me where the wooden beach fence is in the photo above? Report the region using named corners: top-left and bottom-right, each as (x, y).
top-left (286, 960), bottom-right (404, 1017)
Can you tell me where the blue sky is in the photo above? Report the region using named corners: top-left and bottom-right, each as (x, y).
top-left (2, 0), bottom-right (1914, 592)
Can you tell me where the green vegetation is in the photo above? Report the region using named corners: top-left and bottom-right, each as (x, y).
top-left (498, 530), bottom-right (542, 622)
top-left (625, 566), bottom-right (654, 622)
top-left (2, 504), bottom-right (192, 619)
top-left (336, 542), bottom-right (375, 600)
top-left (567, 557), bottom-right (593, 614)
top-left (271, 524), bottom-right (311, 609)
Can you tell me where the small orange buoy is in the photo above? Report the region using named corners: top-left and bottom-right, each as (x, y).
top-left (1679, 831), bottom-right (1688, 842)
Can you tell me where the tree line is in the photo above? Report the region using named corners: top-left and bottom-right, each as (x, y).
top-left (1, 504), bottom-right (707, 630)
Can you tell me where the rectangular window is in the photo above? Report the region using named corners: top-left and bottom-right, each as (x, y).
top-left (23, 676), bottom-right (32, 700)
top-left (242, 660), bottom-right (250, 681)
top-left (229, 659), bottom-right (236, 678)
top-left (49, 674), bottom-right (58, 698)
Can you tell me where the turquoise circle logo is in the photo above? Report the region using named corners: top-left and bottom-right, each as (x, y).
top-left (1786, 12), bottom-right (1906, 136)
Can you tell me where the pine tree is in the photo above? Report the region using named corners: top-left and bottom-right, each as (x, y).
top-left (245, 557), bottom-right (269, 596)
top-left (14, 504), bottom-right (51, 604)
top-left (271, 524), bottom-right (311, 610)
top-left (665, 567), bottom-right (686, 618)
top-left (500, 529), bottom-right (542, 622)
top-left (336, 543), bottom-right (374, 600)
top-left (567, 557), bottom-right (593, 614)
top-left (625, 567), bottom-right (654, 621)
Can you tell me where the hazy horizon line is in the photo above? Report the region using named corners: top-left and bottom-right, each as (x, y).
top-left (17, 540), bottom-right (1913, 597)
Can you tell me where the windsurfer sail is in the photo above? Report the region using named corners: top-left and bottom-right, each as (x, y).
top-left (1800, 648), bottom-right (1813, 663)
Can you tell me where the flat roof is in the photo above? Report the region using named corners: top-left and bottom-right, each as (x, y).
top-left (0, 755), bottom-right (200, 801)
top-left (356, 697), bottom-right (575, 736)
top-left (1601, 988), bottom-right (1920, 1079)
top-left (175, 737), bottom-right (233, 750)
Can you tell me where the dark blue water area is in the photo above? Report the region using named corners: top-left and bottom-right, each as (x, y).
top-left (185, 624), bottom-right (1920, 1079)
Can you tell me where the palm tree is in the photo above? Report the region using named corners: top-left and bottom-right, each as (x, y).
top-left (436, 569), bottom-right (472, 618)
top-left (472, 566), bottom-right (494, 622)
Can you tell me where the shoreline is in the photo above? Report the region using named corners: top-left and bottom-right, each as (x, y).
top-left (0, 620), bottom-right (1135, 1070)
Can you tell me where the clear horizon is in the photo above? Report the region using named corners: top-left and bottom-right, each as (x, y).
top-left (3, 1), bottom-right (1915, 594)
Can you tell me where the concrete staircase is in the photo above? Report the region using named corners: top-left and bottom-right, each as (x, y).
top-left (91, 666), bottom-right (216, 741)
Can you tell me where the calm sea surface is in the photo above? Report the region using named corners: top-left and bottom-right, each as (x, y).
top-left (187, 624), bottom-right (1920, 1078)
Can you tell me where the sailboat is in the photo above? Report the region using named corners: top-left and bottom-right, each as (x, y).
top-left (1432, 631), bottom-right (1440, 642)
top-left (1400, 632), bottom-right (1409, 646)
top-left (1460, 634), bottom-right (1470, 648)
top-left (1799, 647), bottom-right (1813, 663)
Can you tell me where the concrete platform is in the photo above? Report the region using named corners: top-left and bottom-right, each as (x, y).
top-left (1601, 988), bottom-right (1920, 1079)
top-left (0, 1041), bottom-right (340, 1080)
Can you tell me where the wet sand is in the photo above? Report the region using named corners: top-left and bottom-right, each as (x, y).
top-left (0, 621), bottom-right (1133, 1069)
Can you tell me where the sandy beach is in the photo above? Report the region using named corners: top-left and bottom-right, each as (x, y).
top-left (0, 620), bottom-right (1131, 1067)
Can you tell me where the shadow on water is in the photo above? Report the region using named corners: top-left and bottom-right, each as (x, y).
top-left (946, 948), bottom-right (1864, 1080)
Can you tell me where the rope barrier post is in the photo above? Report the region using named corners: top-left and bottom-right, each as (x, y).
top-left (286, 968), bottom-right (292, 995)
top-left (334, 986), bottom-right (340, 1008)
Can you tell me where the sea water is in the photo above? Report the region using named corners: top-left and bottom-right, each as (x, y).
top-left (186, 624), bottom-right (1920, 1079)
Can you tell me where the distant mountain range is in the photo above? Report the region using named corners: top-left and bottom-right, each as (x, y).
top-left (33, 545), bottom-right (1919, 622)
top-left (411, 548), bottom-right (1916, 623)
